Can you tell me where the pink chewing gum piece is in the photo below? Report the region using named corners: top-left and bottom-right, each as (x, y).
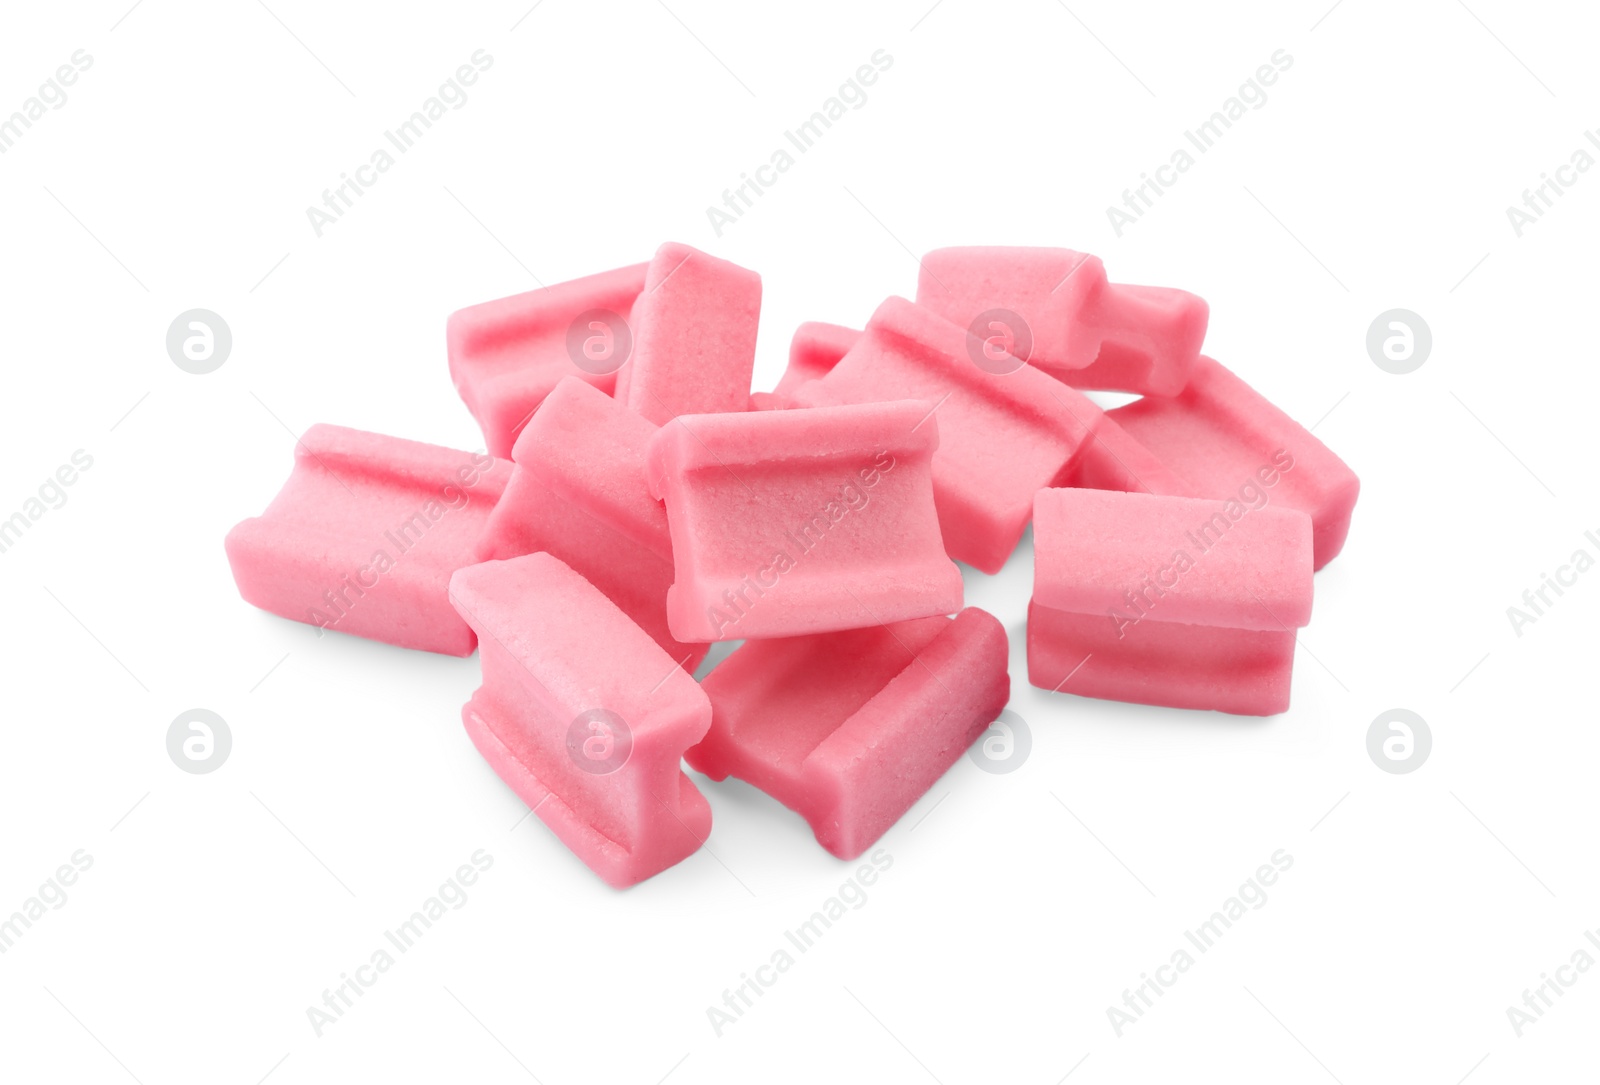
top-left (447, 262), bottom-right (648, 458)
top-left (450, 553), bottom-right (712, 888)
top-left (225, 425), bottom-right (508, 655)
top-left (1070, 413), bottom-right (1197, 496)
top-left (1028, 604), bottom-right (1298, 718)
top-left (645, 400), bottom-right (963, 642)
top-left (615, 242), bottom-right (761, 425)
top-left (788, 296), bottom-right (1102, 574)
top-left (1028, 487), bottom-right (1313, 715)
top-left (687, 608), bottom-right (1010, 859)
top-left (773, 321), bottom-right (862, 396)
top-left (1108, 356), bottom-right (1360, 570)
top-left (915, 246), bottom-right (1207, 396)
top-left (475, 377), bottom-right (706, 671)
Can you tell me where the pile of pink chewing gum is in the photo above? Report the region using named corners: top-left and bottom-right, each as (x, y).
top-left (226, 241), bottom-right (1358, 888)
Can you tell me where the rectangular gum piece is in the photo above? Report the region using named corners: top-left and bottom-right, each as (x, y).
top-left (615, 242), bottom-right (761, 425)
top-left (475, 376), bottom-right (705, 671)
top-left (645, 399), bottom-right (964, 641)
top-left (1108, 356), bottom-right (1360, 569)
top-left (1028, 487), bottom-right (1313, 715)
top-left (449, 553), bottom-right (713, 888)
top-left (1071, 413), bottom-right (1197, 497)
top-left (1027, 603), bottom-right (1298, 717)
top-left (915, 246), bottom-right (1207, 396)
top-left (225, 425), bottom-right (508, 655)
top-left (447, 261), bottom-right (647, 458)
top-left (686, 608), bottom-right (1010, 859)
top-left (773, 320), bottom-right (861, 396)
top-left (789, 296), bottom-right (1102, 573)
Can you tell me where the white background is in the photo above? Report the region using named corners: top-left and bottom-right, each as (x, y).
top-left (1, 0), bottom-right (1596, 1081)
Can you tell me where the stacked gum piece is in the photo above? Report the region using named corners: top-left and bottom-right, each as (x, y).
top-left (1029, 488), bottom-right (1313, 716)
top-left (224, 239), bottom-right (1358, 888)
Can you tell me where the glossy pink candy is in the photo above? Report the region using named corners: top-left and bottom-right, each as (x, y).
top-left (687, 608), bottom-right (1009, 859)
top-left (615, 242), bottom-right (760, 426)
top-left (448, 262), bottom-right (647, 458)
top-left (916, 246), bottom-right (1207, 396)
top-left (226, 425), bottom-right (507, 655)
top-left (1028, 487), bottom-right (1313, 716)
top-left (645, 399), bottom-right (963, 641)
top-left (450, 553), bottom-right (713, 888)
top-left (1109, 356), bottom-right (1360, 569)
top-left (475, 376), bottom-right (707, 671)
top-left (788, 296), bottom-right (1102, 573)
top-left (1069, 412), bottom-right (1196, 497)
top-left (470, 377), bottom-right (704, 672)
top-left (775, 320), bottom-right (860, 396)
